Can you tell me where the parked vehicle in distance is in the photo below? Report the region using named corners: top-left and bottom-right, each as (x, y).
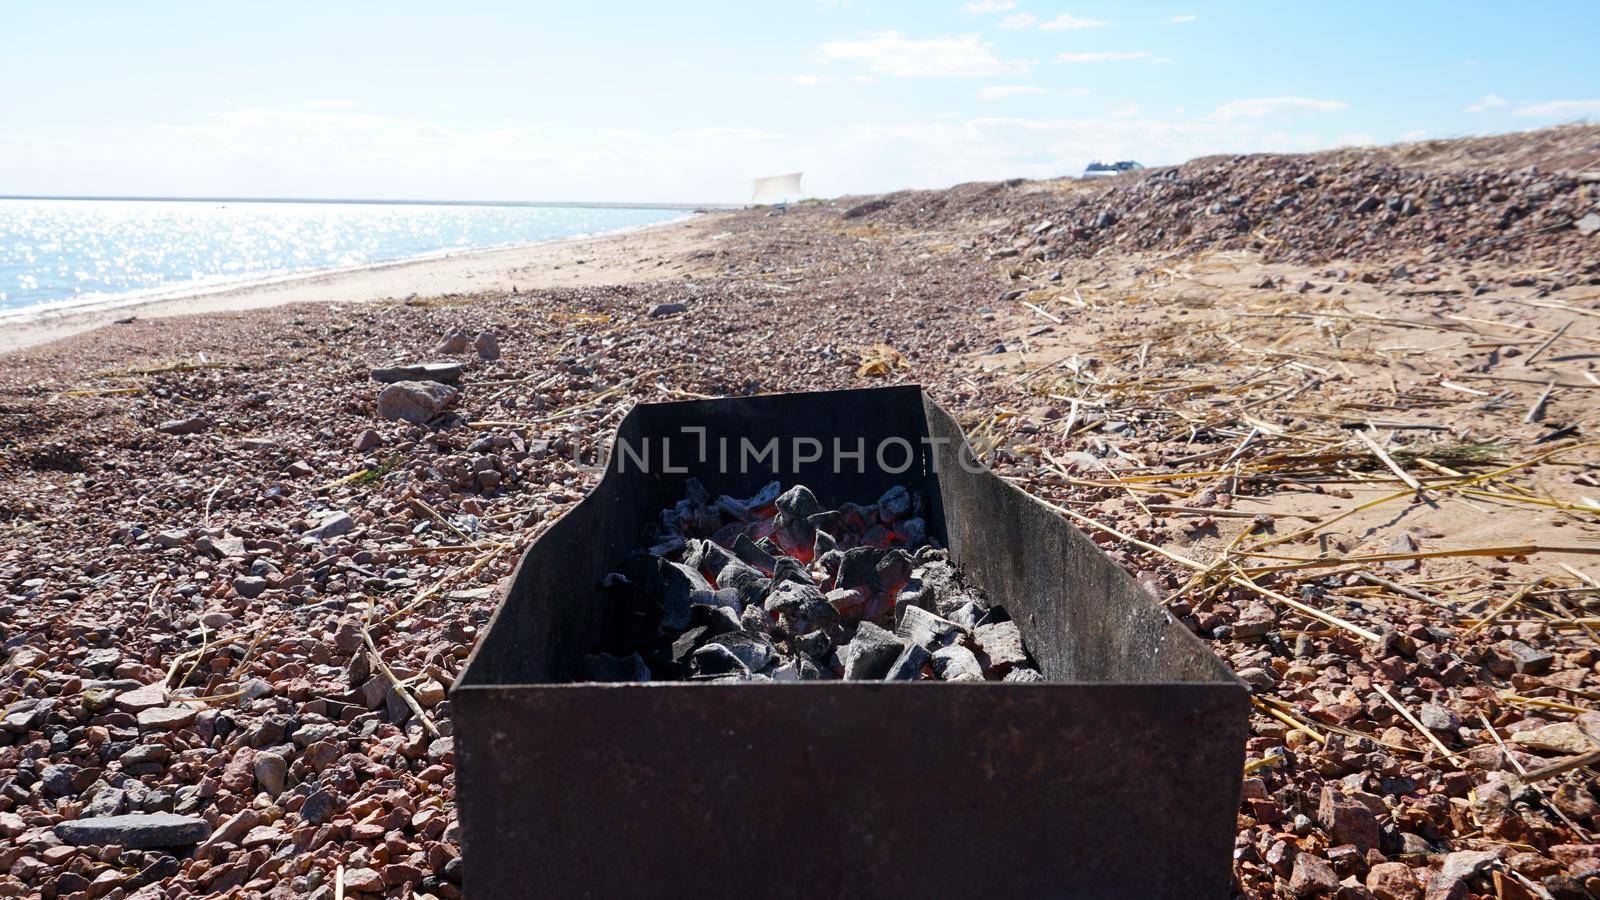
top-left (1083, 160), bottom-right (1144, 179)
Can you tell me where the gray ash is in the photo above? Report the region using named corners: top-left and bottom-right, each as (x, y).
top-left (581, 480), bottom-right (1041, 683)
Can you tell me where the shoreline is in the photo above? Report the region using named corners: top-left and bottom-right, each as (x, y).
top-left (0, 212), bottom-right (719, 355)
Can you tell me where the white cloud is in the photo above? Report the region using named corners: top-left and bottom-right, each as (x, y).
top-left (977, 84), bottom-right (1048, 100)
top-left (0, 102), bottom-right (1398, 203)
top-left (1039, 13), bottom-right (1108, 29)
top-left (960, 0), bottom-right (1015, 11)
top-left (1513, 99), bottom-right (1600, 118)
top-left (1067, 87), bottom-right (1090, 98)
top-left (819, 32), bottom-right (1031, 78)
top-left (1401, 129), bottom-right (1428, 140)
top-left (1056, 51), bottom-right (1151, 63)
top-left (790, 74), bottom-right (823, 85)
top-left (1465, 93), bottom-right (1509, 113)
top-left (1336, 133), bottom-right (1375, 147)
top-left (1166, 14), bottom-right (1197, 23)
top-left (999, 12), bottom-right (1035, 28)
top-left (1208, 96), bottom-right (1349, 123)
top-left (1110, 103), bottom-right (1140, 118)
top-left (299, 99), bottom-right (359, 110)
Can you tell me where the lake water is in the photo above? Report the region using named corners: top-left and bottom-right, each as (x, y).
top-left (0, 199), bottom-right (690, 313)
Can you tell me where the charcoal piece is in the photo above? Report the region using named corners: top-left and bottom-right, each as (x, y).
top-left (671, 627), bottom-right (710, 665)
top-left (874, 549), bottom-right (914, 595)
top-left (648, 536), bottom-right (686, 557)
top-left (770, 661), bottom-right (803, 682)
top-left (813, 530), bottom-right (838, 558)
top-left (915, 546), bottom-right (948, 564)
top-left (838, 502), bottom-right (873, 532)
top-left (690, 587), bottom-right (742, 612)
top-left (692, 644), bottom-right (749, 676)
top-left (827, 587), bottom-right (868, 619)
top-left (765, 581), bottom-right (826, 616)
top-left (776, 484), bottom-right (819, 520)
top-left (974, 621), bottom-right (1029, 674)
top-left (878, 485), bottom-right (914, 521)
top-left (744, 480), bottom-right (782, 511)
top-left (841, 622), bottom-right (906, 680)
top-left (732, 534), bottom-right (776, 575)
top-left (835, 546), bottom-right (887, 592)
top-left (688, 604), bottom-right (741, 637)
top-left (1004, 667), bottom-right (1045, 683)
top-left (894, 517), bottom-right (927, 547)
top-left (770, 557), bottom-right (814, 587)
top-left (807, 509), bottom-right (843, 533)
top-left (756, 536), bottom-right (781, 556)
top-left (931, 644), bottom-right (985, 682)
top-left (773, 516), bottom-right (818, 559)
top-left (660, 562), bottom-right (712, 632)
top-left (792, 630), bottom-right (832, 659)
top-left (714, 495), bottom-right (752, 521)
top-left (895, 605), bottom-right (964, 649)
top-left (885, 643), bottom-right (931, 681)
top-left (713, 632), bottom-right (775, 672)
top-left (714, 558), bottom-right (771, 607)
top-left (862, 524), bottom-right (892, 547)
top-left (579, 653), bottom-right (651, 683)
top-left (709, 521), bottom-right (746, 548)
top-left (684, 539), bottom-right (736, 579)
top-left (740, 604), bottom-right (773, 635)
top-left (946, 600), bottom-right (984, 631)
top-left (816, 549), bottom-right (844, 580)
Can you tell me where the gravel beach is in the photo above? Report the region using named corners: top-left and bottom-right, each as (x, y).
top-left (3, 124), bottom-right (1600, 898)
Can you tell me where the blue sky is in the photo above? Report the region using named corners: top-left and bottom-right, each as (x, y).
top-left (3, 0), bottom-right (1596, 203)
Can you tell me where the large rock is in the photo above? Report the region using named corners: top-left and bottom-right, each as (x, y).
top-left (303, 511), bottom-right (356, 542)
top-left (55, 813), bottom-right (211, 849)
top-left (369, 362), bottom-right (463, 385)
top-left (376, 380), bottom-right (459, 424)
top-left (1513, 722), bottom-right (1594, 755)
top-left (1366, 862), bottom-right (1421, 900)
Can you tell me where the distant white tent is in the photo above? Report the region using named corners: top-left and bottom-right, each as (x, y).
top-left (751, 172), bottom-right (803, 205)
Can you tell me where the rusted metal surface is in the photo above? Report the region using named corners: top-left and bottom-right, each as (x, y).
top-left (453, 386), bottom-right (1248, 898)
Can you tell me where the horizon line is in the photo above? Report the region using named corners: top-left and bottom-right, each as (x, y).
top-left (0, 193), bottom-right (747, 211)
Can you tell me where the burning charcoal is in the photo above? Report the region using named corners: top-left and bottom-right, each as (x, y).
top-left (874, 549), bottom-right (914, 594)
top-left (709, 521), bottom-right (746, 548)
top-left (827, 587), bottom-right (868, 619)
top-left (841, 622), bottom-right (906, 680)
top-left (732, 534), bottom-right (776, 575)
top-left (807, 509), bottom-right (843, 533)
top-left (772, 516), bottom-right (817, 561)
top-left (739, 604), bottom-right (772, 635)
top-left (931, 644), bottom-right (985, 682)
top-left (776, 484), bottom-right (820, 520)
top-left (693, 643), bottom-right (749, 676)
top-left (893, 517), bottom-right (927, 547)
top-left (659, 562), bottom-right (712, 631)
top-left (816, 549), bottom-right (843, 580)
top-left (770, 557), bottom-right (814, 587)
top-left (580, 653), bottom-right (651, 683)
top-left (878, 485), bottom-right (914, 522)
top-left (1004, 667), bottom-right (1045, 683)
top-left (974, 621), bottom-right (1029, 674)
top-left (861, 524), bottom-right (892, 547)
top-left (835, 547), bottom-right (887, 593)
top-left (715, 632), bottom-right (776, 671)
top-left (885, 643), bottom-right (931, 681)
top-left (838, 502), bottom-right (873, 532)
top-left (813, 530), bottom-right (838, 558)
top-left (690, 587), bottom-right (741, 611)
top-left (688, 604), bottom-right (742, 637)
top-left (765, 581), bottom-right (825, 617)
top-left (713, 558), bottom-right (770, 607)
top-left (793, 630), bottom-right (832, 659)
top-left (895, 605), bottom-right (964, 649)
top-left (684, 539), bottom-right (736, 578)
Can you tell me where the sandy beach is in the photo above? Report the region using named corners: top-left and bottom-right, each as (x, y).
top-left (0, 214), bottom-right (717, 354)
